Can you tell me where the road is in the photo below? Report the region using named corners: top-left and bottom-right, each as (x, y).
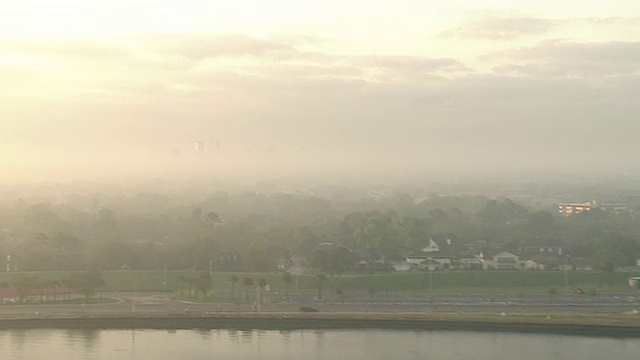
top-left (1, 290), bottom-right (639, 317)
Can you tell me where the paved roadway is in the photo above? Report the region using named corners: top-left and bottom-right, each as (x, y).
top-left (1, 290), bottom-right (639, 317)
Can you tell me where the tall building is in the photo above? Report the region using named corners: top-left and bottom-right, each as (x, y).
top-left (558, 202), bottom-right (595, 215)
top-left (195, 141), bottom-right (205, 155)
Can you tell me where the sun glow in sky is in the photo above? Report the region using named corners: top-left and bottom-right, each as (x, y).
top-left (2, 1), bottom-right (640, 182)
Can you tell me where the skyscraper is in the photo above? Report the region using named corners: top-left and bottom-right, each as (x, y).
top-left (195, 141), bottom-right (205, 155)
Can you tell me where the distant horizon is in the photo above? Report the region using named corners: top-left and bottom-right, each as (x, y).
top-left (2, 1), bottom-right (639, 183)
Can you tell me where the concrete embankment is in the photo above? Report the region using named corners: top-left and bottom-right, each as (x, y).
top-left (1, 312), bottom-right (639, 337)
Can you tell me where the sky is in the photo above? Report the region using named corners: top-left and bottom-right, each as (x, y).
top-left (1, 0), bottom-right (640, 183)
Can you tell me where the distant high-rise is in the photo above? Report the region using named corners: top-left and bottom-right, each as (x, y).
top-left (558, 202), bottom-right (595, 215)
top-left (195, 141), bottom-right (205, 155)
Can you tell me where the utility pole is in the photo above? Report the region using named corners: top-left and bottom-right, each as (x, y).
top-left (564, 256), bottom-right (570, 291)
top-left (256, 284), bottom-right (261, 312)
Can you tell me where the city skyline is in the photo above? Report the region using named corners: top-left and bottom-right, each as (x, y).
top-left (2, 1), bottom-right (639, 182)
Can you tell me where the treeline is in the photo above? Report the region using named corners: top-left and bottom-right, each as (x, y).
top-left (7, 271), bottom-right (105, 302)
top-left (1, 190), bottom-right (640, 272)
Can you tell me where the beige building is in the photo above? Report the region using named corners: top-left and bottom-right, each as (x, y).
top-left (481, 251), bottom-right (523, 270)
top-left (558, 202), bottom-right (596, 215)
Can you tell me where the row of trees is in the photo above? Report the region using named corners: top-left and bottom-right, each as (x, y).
top-left (8, 271), bottom-right (106, 303)
top-left (176, 271), bottom-right (325, 303)
top-left (2, 191), bottom-right (640, 273)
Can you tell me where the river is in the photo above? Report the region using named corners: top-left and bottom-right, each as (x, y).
top-left (2, 327), bottom-right (639, 360)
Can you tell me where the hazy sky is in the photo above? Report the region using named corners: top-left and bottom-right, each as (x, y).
top-left (2, 1), bottom-right (639, 182)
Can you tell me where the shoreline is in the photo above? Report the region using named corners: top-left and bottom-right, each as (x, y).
top-left (1, 311), bottom-right (639, 337)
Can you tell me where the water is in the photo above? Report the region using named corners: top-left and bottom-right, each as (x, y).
top-left (1, 328), bottom-right (639, 360)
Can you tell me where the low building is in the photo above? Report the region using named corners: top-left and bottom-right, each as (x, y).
top-left (391, 262), bottom-right (412, 271)
top-left (518, 238), bottom-right (564, 256)
top-left (405, 255), bottom-right (452, 271)
top-left (459, 254), bottom-right (483, 270)
top-left (524, 260), bottom-right (545, 270)
top-left (481, 251), bottom-right (522, 270)
top-left (558, 202), bottom-right (596, 215)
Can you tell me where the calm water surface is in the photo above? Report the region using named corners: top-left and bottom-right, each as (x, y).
top-left (2, 328), bottom-right (639, 360)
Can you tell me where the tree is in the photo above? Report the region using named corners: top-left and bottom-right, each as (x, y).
top-left (590, 235), bottom-right (639, 272)
top-left (527, 211), bottom-right (556, 235)
top-left (282, 271), bottom-right (293, 301)
top-left (315, 273), bottom-right (326, 300)
top-left (94, 208), bottom-right (119, 237)
top-left (66, 271), bottom-right (106, 300)
top-left (86, 239), bottom-right (138, 270)
top-left (477, 198), bottom-right (529, 224)
top-left (204, 211), bottom-right (222, 227)
top-left (38, 279), bottom-right (61, 302)
top-left (328, 246), bottom-right (358, 273)
top-left (194, 271), bottom-right (212, 299)
top-left (190, 207), bottom-right (203, 222)
top-left (312, 245), bottom-right (357, 275)
top-left (11, 273), bottom-right (39, 303)
top-left (397, 216), bottom-right (431, 251)
top-left (179, 275), bottom-right (197, 298)
top-left (310, 248), bottom-right (330, 273)
top-left (228, 274), bottom-right (239, 299)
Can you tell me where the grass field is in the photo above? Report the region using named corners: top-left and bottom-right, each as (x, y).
top-left (1, 270), bottom-right (639, 293)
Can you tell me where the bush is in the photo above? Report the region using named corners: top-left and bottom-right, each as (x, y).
top-left (547, 288), bottom-right (556, 295)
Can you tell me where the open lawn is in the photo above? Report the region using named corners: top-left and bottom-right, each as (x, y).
top-left (1, 270), bottom-right (639, 293)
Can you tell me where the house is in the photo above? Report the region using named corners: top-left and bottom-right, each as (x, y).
top-left (406, 254), bottom-right (428, 265)
top-left (391, 261), bottom-right (412, 271)
top-left (481, 251), bottom-right (522, 270)
top-left (421, 234), bottom-right (466, 256)
top-left (569, 257), bottom-right (594, 271)
top-left (459, 254), bottom-right (483, 270)
top-left (288, 256), bottom-right (307, 275)
top-left (524, 259), bottom-right (545, 270)
top-left (518, 238), bottom-right (564, 256)
top-left (405, 254), bottom-right (452, 271)
top-left (415, 234), bottom-right (466, 270)
top-left (427, 256), bottom-right (452, 270)
top-left (420, 258), bottom-right (441, 271)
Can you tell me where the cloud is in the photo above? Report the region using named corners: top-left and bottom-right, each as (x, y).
top-left (440, 14), bottom-right (559, 40)
top-left (489, 40), bottom-right (640, 76)
top-left (348, 56), bottom-right (470, 80)
top-left (3, 32), bottom-right (639, 179)
top-left (140, 33), bottom-right (295, 61)
top-left (0, 38), bottom-right (133, 61)
top-left (0, 66), bottom-right (39, 84)
top-left (585, 16), bottom-right (640, 26)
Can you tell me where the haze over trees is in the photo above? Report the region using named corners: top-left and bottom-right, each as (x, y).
top-left (0, 181), bottom-right (639, 274)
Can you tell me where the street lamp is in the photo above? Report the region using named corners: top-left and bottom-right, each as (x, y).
top-left (564, 255), bottom-right (571, 291)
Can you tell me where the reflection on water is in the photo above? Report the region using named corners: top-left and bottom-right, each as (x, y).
top-left (0, 328), bottom-right (639, 360)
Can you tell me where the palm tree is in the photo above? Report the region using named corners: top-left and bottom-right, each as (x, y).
top-left (316, 273), bottom-right (326, 300)
top-left (228, 274), bottom-right (239, 300)
top-left (242, 276), bottom-right (254, 302)
top-left (11, 273), bottom-right (39, 303)
top-left (179, 275), bottom-right (196, 298)
top-left (282, 271), bottom-right (293, 301)
top-left (195, 271), bottom-right (212, 299)
top-left (257, 278), bottom-right (267, 305)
